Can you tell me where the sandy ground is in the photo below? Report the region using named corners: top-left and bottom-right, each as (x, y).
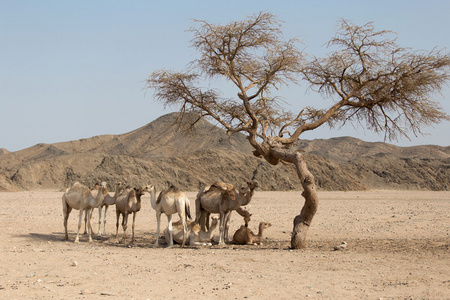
top-left (0, 189), bottom-right (449, 299)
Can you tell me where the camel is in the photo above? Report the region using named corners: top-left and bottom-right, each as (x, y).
top-left (232, 222), bottom-right (272, 245)
top-left (115, 185), bottom-right (150, 243)
top-left (164, 216), bottom-right (219, 246)
top-left (195, 181), bottom-right (259, 245)
top-left (97, 181), bottom-right (123, 236)
top-left (150, 185), bottom-right (192, 248)
top-left (62, 181), bottom-right (109, 243)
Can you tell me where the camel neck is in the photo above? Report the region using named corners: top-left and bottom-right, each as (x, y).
top-left (241, 189), bottom-right (255, 206)
top-left (150, 190), bottom-right (157, 208)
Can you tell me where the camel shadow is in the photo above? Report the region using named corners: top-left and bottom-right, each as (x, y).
top-left (22, 232), bottom-right (65, 242)
top-left (21, 232), bottom-right (114, 243)
top-left (18, 232), bottom-right (288, 250)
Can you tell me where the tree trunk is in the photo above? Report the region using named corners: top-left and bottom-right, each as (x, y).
top-left (290, 151), bottom-right (318, 249)
top-left (267, 148), bottom-right (318, 249)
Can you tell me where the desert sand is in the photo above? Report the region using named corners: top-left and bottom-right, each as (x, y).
top-left (0, 190), bottom-right (449, 299)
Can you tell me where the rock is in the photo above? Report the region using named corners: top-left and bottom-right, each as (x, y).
top-left (100, 291), bottom-right (116, 296)
top-left (333, 241), bottom-right (347, 251)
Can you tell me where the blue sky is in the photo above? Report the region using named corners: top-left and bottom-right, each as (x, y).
top-left (1, 0), bottom-right (449, 151)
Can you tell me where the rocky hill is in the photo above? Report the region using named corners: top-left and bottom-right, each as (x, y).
top-left (0, 113), bottom-right (448, 192)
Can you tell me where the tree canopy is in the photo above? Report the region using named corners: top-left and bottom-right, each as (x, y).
top-left (147, 12), bottom-right (449, 148)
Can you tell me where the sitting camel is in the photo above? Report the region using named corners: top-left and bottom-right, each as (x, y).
top-left (195, 181), bottom-right (258, 245)
top-left (115, 185), bottom-right (150, 243)
top-left (62, 181), bottom-right (109, 243)
top-left (150, 184), bottom-right (192, 248)
top-left (232, 222), bottom-right (272, 245)
top-left (164, 216), bottom-right (219, 246)
top-left (97, 181), bottom-right (123, 236)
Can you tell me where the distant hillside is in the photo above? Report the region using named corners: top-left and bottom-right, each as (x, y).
top-left (0, 113), bottom-right (448, 192)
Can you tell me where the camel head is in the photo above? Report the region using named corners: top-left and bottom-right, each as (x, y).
top-left (136, 184), bottom-right (152, 195)
top-left (100, 181), bottom-right (108, 195)
top-left (244, 213), bottom-right (252, 227)
top-left (238, 184), bottom-right (250, 195)
top-left (210, 216), bottom-right (219, 227)
top-left (259, 222), bottom-right (272, 230)
top-left (113, 182), bottom-right (124, 198)
top-left (246, 180), bottom-right (259, 191)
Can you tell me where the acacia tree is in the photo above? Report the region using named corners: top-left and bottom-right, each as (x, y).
top-left (146, 12), bottom-right (450, 249)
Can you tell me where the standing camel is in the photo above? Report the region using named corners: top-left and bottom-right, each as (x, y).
top-left (195, 181), bottom-right (259, 245)
top-left (115, 185), bottom-right (150, 243)
top-left (149, 185), bottom-right (192, 248)
top-left (62, 181), bottom-right (109, 242)
top-left (97, 181), bottom-right (123, 236)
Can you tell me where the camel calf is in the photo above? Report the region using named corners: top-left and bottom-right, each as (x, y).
top-left (232, 222), bottom-right (272, 245)
top-left (164, 216), bottom-right (219, 246)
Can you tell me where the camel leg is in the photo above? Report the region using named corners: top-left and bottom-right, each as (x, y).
top-left (121, 213), bottom-right (129, 242)
top-left (62, 199), bottom-right (72, 241)
top-left (87, 208), bottom-right (93, 242)
top-left (195, 189), bottom-right (203, 224)
top-left (167, 214), bottom-right (173, 248)
top-left (97, 207), bottom-right (103, 236)
top-left (83, 210), bottom-right (88, 234)
top-left (75, 209), bottom-right (83, 243)
top-left (153, 212), bottom-right (162, 248)
top-left (103, 205), bottom-right (109, 235)
top-left (218, 212), bottom-right (226, 246)
top-left (224, 211), bottom-right (232, 243)
top-left (115, 211), bottom-right (120, 240)
top-left (178, 210), bottom-right (188, 248)
top-left (205, 212), bottom-right (211, 230)
top-left (131, 212), bottom-right (137, 243)
top-left (199, 211), bottom-right (207, 232)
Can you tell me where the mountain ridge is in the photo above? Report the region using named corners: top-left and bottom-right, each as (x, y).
top-left (0, 113), bottom-right (448, 192)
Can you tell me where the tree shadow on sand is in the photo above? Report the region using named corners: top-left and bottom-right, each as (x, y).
top-left (17, 233), bottom-right (448, 255)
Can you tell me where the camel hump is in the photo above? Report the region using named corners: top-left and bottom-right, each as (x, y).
top-left (167, 185), bottom-right (181, 193)
top-left (211, 182), bottom-right (235, 200)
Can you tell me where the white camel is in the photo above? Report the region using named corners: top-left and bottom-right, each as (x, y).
top-left (195, 181), bottom-right (258, 245)
top-left (150, 185), bottom-right (192, 248)
top-left (164, 216), bottom-right (219, 246)
top-left (62, 181), bottom-right (109, 243)
top-left (97, 181), bottom-right (123, 236)
top-left (115, 185), bottom-right (150, 243)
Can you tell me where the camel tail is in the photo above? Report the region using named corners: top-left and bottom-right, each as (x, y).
top-left (62, 191), bottom-right (68, 212)
top-left (194, 189), bottom-right (204, 223)
top-left (185, 199), bottom-right (192, 220)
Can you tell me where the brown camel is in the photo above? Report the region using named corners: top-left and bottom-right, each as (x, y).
top-left (115, 185), bottom-right (150, 243)
top-left (232, 222), bottom-right (272, 245)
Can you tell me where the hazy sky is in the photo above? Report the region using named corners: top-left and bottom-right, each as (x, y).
top-left (1, 0), bottom-right (449, 152)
